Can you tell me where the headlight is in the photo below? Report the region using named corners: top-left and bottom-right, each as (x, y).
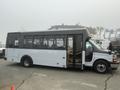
top-left (113, 54), bottom-right (117, 62)
top-left (113, 55), bottom-right (117, 59)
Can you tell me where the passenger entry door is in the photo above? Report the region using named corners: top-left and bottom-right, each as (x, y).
top-left (67, 37), bottom-right (73, 65)
top-left (67, 35), bottom-right (82, 68)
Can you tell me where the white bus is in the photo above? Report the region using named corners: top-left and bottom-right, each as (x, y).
top-left (5, 29), bottom-right (120, 73)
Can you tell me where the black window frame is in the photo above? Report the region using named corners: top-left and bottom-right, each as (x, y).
top-left (32, 35), bottom-right (66, 50)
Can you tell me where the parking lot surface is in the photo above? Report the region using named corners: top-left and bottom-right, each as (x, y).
top-left (0, 59), bottom-right (120, 90)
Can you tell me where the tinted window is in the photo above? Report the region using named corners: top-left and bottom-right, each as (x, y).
top-left (14, 40), bottom-right (19, 47)
top-left (8, 34), bottom-right (66, 49)
top-left (23, 36), bottom-right (33, 48)
top-left (33, 36), bottom-right (66, 49)
top-left (43, 38), bottom-right (48, 48)
top-left (33, 36), bottom-right (43, 48)
top-left (56, 38), bottom-right (66, 49)
top-left (48, 38), bottom-right (55, 48)
top-left (86, 41), bottom-right (93, 52)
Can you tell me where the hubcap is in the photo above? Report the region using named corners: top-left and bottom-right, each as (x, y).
top-left (97, 63), bottom-right (106, 73)
top-left (24, 60), bottom-right (29, 67)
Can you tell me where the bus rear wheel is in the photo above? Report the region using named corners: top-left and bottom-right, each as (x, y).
top-left (21, 57), bottom-right (33, 67)
top-left (94, 60), bottom-right (109, 74)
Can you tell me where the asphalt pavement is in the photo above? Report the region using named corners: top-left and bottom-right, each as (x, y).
top-left (0, 59), bottom-right (120, 90)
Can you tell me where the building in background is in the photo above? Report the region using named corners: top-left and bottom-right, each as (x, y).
top-left (48, 24), bottom-right (85, 30)
top-left (48, 24), bottom-right (96, 35)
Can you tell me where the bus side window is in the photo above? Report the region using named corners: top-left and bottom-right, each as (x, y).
top-left (33, 36), bottom-right (42, 49)
top-left (14, 40), bottom-right (19, 47)
top-left (33, 38), bottom-right (40, 45)
top-left (43, 38), bottom-right (48, 48)
top-left (23, 36), bottom-right (33, 48)
top-left (7, 39), bottom-right (19, 48)
top-left (48, 38), bottom-right (54, 48)
top-left (56, 38), bottom-right (65, 49)
top-left (8, 40), bottom-right (14, 48)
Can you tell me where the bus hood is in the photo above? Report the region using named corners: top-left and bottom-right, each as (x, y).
top-left (98, 49), bottom-right (113, 55)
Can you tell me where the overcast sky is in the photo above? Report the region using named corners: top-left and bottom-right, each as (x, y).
top-left (0, 0), bottom-right (120, 43)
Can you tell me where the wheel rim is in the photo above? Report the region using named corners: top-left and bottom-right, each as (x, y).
top-left (96, 63), bottom-right (106, 73)
top-left (24, 60), bottom-right (30, 67)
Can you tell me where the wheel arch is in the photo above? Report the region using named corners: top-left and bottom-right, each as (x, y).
top-left (93, 59), bottom-right (110, 67)
top-left (20, 55), bottom-right (33, 64)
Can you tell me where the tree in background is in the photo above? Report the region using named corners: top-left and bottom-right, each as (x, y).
top-left (86, 26), bottom-right (97, 35)
top-left (49, 24), bottom-right (97, 35)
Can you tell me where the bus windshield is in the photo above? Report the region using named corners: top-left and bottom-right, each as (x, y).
top-left (89, 39), bottom-right (103, 50)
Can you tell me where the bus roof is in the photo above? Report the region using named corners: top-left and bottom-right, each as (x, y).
top-left (8, 29), bottom-right (90, 36)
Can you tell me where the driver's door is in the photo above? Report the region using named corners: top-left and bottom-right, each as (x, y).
top-left (85, 41), bottom-right (93, 62)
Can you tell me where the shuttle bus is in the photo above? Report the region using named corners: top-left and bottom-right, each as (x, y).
top-left (5, 29), bottom-right (120, 73)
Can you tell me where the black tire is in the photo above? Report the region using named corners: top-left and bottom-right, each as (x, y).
top-left (93, 60), bottom-right (109, 74)
top-left (21, 57), bottom-right (33, 67)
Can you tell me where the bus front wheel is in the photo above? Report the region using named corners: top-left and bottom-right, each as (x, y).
top-left (93, 60), bottom-right (109, 74)
top-left (21, 56), bottom-right (33, 67)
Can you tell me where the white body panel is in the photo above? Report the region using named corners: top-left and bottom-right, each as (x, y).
top-left (6, 48), bottom-right (67, 68)
top-left (85, 52), bottom-right (113, 66)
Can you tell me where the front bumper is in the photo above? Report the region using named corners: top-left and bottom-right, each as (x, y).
top-left (110, 61), bottom-right (120, 69)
